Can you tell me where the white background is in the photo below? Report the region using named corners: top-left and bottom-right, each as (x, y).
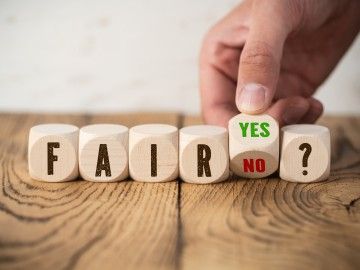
top-left (1, 0), bottom-right (359, 114)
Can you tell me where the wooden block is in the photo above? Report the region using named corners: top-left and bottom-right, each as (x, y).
top-left (228, 114), bottom-right (279, 178)
top-left (28, 124), bottom-right (79, 182)
top-left (280, 124), bottom-right (330, 183)
top-left (179, 125), bottom-right (229, 184)
top-left (129, 124), bottom-right (178, 182)
top-left (79, 124), bottom-right (129, 182)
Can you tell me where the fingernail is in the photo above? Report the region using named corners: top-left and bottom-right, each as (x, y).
top-left (283, 106), bottom-right (307, 124)
top-left (237, 83), bottom-right (266, 112)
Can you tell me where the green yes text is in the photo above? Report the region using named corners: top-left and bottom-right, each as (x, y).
top-left (238, 122), bottom-right (270, 137)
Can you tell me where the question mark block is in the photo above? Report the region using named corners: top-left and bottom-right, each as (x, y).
top-left (280, 124), bottom-right (330, 183)
top-left (228, 114), bottom-right (279, 178)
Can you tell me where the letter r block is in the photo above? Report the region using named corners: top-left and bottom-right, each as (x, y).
top-left (28, 124), bottom-right (79, 182)
top-left (179, 125), bottom-right (229, 184)
top-left (129, 124), bottom-right (178, 182)
top-left (79, 124), bottom-right (129, 182)
top-left (229, 114), bottom-right (279, 178)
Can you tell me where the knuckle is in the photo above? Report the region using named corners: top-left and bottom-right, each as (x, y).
top-left (201, 35), bottom-right (222, 64)
top-left (201, 36), bottom-right (237, 72)
top-left (286, 0), bottom-right (307, 30)
top-left (288, 0), bottom-right (305, 16)
top-left (240, 41), bottom-right (277, 70)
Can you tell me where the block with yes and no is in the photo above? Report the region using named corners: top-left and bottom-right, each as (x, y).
top-left (179, 125), bottom-right (229, 184)
top-left (129, 124), bottom-right (178, 182)
top-left (280, 124), bottom-right (330, 183)
top-left (28, 124), bottom-right (79, 182)
top-left (229, 114), bottom-right (279, 178)
top-left (79, 124), bottom-right (129, 182)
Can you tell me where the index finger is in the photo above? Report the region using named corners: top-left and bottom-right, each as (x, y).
top-left (199, 4), bottom-right (250, 127)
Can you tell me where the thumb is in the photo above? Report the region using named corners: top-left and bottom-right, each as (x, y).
top-left (236, 1), bottom-right (293, 114)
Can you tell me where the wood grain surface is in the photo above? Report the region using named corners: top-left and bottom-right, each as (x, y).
top-left (0, 113), bottom-right (359, 270)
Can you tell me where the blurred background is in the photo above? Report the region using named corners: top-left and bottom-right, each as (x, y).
top-left (1, 0), bottom-right (359, 115)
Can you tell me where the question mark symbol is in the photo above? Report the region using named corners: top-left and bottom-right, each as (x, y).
top-left (299, 143), bottom-right (312, 176)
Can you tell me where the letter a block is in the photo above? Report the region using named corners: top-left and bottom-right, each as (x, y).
top-left (79, 124), bottom-right (129, 182)
top-left (179, 125), bottom-right (229, 184)
top-left (129, 124), bottom-right (178, 182)
top-left (28, 124), bottom-right (79, 182)
top-left (280, 124), bottom-right (330, 183)
top-left (229, 114), bottom-right (279, 178)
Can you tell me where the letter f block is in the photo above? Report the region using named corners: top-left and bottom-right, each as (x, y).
top-left (28, 124), bottom-right (79, 182)
top-left (229, 114), bottom-right (279, 178)
top-left (179, 125), bottom-right (229, 184)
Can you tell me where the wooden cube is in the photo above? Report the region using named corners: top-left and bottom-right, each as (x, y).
top-left (179, 125), bottom-right (229, 184)
top-left (280, 124), bottom-right (330, 183)
top-left (129, 124), bottom-right (178, 182)
top-left (228, 114), bottom-right (279, 178)
top-left (79, 124), bottom-right (129, 182)
top-left (28, 124), bottom-right (79, 182)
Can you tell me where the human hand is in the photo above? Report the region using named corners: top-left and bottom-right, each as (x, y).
top-left (200, 0), bottom-right (360, 127)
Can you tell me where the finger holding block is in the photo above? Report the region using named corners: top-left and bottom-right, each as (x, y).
top-left (129, 124), bottom-right (178, 182)
top-left (28, 124), bottom-right (79, 182)
top-left (229, 114), bottom-right (279, 178)
top-left (79, 124), bottom-right (129, 182)
top-left (179, 125), bottom-right (229, 184)
top-left (280, 124), bottom-right (330, 183)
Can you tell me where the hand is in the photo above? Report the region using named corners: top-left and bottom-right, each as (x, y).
top-left (200, 0), bottom-right (360, 127)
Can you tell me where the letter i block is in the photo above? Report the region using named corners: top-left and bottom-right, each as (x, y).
top-left (79, 124), bottom-right (129, 182)
top-left (28, 124), bottom-right (79, 182)
top-left (179, 125), bottom-right (229, 184)
top-left (229, 114), bottom-right (279, 178)
top-left (129, 124), bottom-right (178, 182)
top-left (280, 124), bottom-right (330, 183)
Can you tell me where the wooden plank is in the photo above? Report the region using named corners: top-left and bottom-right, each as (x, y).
top-left (1, 113), bottom-right (359, 270)
top-left (180, 115), bottom-right (360, 270)
top-left (0, 113), bottom-right (181, 270)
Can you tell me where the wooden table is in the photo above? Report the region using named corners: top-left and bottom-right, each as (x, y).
top-left (0, 113), bottom-right (359, 270)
